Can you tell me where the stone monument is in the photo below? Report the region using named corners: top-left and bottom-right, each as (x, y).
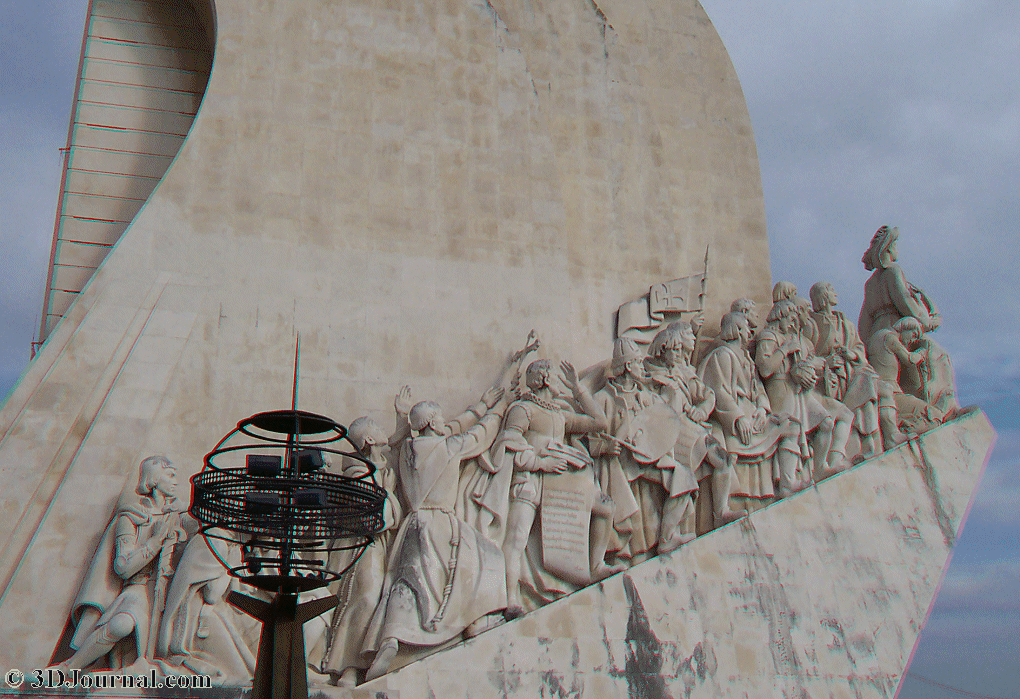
top-left (0, 0), bottom-right (993, 696)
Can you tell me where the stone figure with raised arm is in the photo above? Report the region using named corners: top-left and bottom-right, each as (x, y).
top-left (756, 300), bottom-right (854, 488)
top-left (590, 339), bottom-right (698, 565)
top-left (698, 312), bottom-right (804, 509)
top-left (498, 359), bottom-right (622, 617)
top-left (644, 322), bottom-right (743, 531)
top-left (859, 225), bottom-right (941, 345)
top-left (63, 456), bottom-right (192, 670)
top-left (866, 317), bottom-right (945, 441)
top-left (319, 391), bottom-right (408, 687)
top-left (810, 281), bottom-right (882, 458)
top-left (363, 386), bottom-right (509, 681)
top-left (457, 332), bottom-right (542, 546)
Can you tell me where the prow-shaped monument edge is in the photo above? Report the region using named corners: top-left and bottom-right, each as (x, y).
top-left (350, 410), bottom-right (994, 699)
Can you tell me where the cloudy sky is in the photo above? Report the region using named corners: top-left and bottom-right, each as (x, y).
top-left (1, 0), bottom-right (1017, 696)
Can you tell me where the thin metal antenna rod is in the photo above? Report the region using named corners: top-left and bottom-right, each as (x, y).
top-left (292, 334), bottom-right (300, 412)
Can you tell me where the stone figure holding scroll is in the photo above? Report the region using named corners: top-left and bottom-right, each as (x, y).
top-left (698, 313), bottom-right (804, 510)
top-left (859, 225), bottom-right (941, 345)
top-left (590, 339), bottom-right (698, 565)
top-left (364, 390), bottom-right (508, 681)
top-left (644, 322), bottom-right (743, 531)
top-left (63, 456), bottom-right (191, 670)
top-left (497, 359), bottom-right (621, 617)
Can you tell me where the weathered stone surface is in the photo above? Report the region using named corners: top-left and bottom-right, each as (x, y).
top-left (329, 409), bottom-right (993, 698)
top-left (0, 0), bottom-right (768, 670)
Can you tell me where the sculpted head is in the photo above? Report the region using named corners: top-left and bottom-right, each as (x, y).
top-left (348, 416), bottom-right (388, 455)
top-left (810, 282), bottom-right (837, 312)
top-left (862, 225), bottom-right (900, 271)
top-left (137, 455), bottom-right (176, 499)
top-left (649, 322), bottom-right (695, 367)
top-left (730, 298), bottom-right (759, 329)
top-left (893, 316), bottom-right (924, 345)
top-left (409, 400), bottom-right (444, 433)
top-left (719, 312), bottom-right (750, 347)
top-left (525, 360), bottom-right (553, 392)
top-left (610, 338), bottom-right (645, 379)
top-left (772, 281), bottom-right (798, 303)
top-left (766, 299), bottom-right (799, 333)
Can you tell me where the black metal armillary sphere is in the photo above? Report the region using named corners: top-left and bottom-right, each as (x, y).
top-left (191, 404), bottom-right (387, 699)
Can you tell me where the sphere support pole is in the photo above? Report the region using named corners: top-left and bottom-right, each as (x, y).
top-left (229, 590), bottom-right (339, 699)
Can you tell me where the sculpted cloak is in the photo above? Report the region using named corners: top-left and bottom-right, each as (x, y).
top-left (68, 495), bottom-right (187, 668)
top-left (698, 343), bottom-right (802, 504)
top-left (155, 535), bottom-right (256, 683)
top-left (364, 412), bottom-right (507, 651)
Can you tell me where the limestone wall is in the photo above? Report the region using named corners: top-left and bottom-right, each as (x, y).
top-left (0, 0), bottom-right (768, 668)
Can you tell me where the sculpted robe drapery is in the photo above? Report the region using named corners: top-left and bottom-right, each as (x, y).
top-left (364, 413), bottom-right (507, 651)
top-left (812, 308), bottom-right (881, 436)
top-left (319, 461), bottom-right (402, 675)
top-left (859, 263), bottom-right (936, 346)
top-left (698, 343), bottom-right (801, 501)
top-left (591, 381), bottom-right (697, 561)
top-left (68, 497), bottom-right (189, 668)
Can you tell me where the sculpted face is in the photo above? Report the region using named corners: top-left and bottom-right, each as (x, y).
top-left (155, 466), bottom-right (178, 499)
top-left (778, 313), bottom-right (797, 334)
top-left (660, 345), bottom-right (684, 368)
top-left (825, 284), bottom-right (838, 307)
top-left (526, 361), bottom-right (552, 392)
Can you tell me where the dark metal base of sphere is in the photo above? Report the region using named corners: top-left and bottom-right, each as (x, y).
top-left (228, 590), bottom-right (338, 699)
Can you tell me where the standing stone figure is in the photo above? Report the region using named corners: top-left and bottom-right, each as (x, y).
top-left (320, 409), bottom-right (405, 687)
top-left (755, 300), bottom-right (853, 489)
top-left (590, 339), bottom-right (697, 565)
top-left (497, 359), bottom-right (620, 617)
top-left (858, 225), bottom-right (941, 346)
top-left (63, 456), bottom-right (191, 670)
top-left (810, 281), bottom-right (882, 458)
top-left (643, 322), bottom-right (743, 532)
top-left (698, 313), bottom-right (804, 510)
top-left (363, 390), bottom-right (508, 681)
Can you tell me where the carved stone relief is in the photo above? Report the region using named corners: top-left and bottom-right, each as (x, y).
top-left (54, 230), bottom-right (965, 688)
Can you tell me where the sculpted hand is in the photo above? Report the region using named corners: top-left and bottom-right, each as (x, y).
top-left (793, 363), bottom-right (816, 390)
top-left (597, 434), bottom-right (622, 456)
top-left (751, 408), bottom-right (767, 434)
top-left (687, 406), bottom-right (710, 423)
top-left (560, 361), bottom-right (579, 393)
top-left (735, 417), bottom-right (753, 445)
top-left (394, 385), bottom-right (413, 416)
top-left (482, 386), bottom-right (505, 409)
top-left (538, 457), bottom-right (569, 474)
